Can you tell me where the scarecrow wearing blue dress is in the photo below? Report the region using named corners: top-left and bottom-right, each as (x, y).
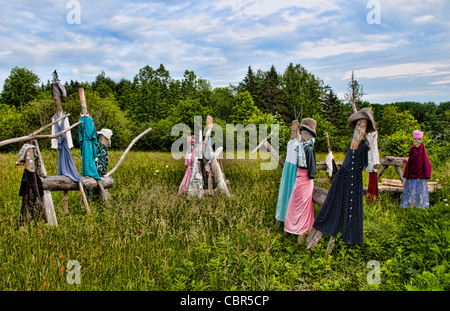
top-left (305, 108), bottom-right (379, 252)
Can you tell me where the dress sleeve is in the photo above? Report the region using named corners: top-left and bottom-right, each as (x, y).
top-left (78, 118), bottom-right (84, 153)
top-left (423, 146), bottom-right (432, 179)
top-left (305, 144), bottom-right (316, 179)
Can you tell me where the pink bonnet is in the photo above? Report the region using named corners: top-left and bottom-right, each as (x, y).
top-left (187, 135), bottom-right (195, 143)
top-left (413, 130), bottom-right (423, 139)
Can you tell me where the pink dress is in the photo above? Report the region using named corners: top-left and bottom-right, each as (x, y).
top-left (284, 168), bottom-right (315, 235)
top-left (178, 150), bottom-right (194, 195)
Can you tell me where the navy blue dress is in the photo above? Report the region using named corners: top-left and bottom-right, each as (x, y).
top-left (313, 139), bottom-right (368, 244)
top-left (55, 118), bottom-right (81, 183)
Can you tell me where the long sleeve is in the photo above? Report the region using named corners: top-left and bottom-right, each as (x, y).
top-left (423, 146), bottom-right (432, 179)
top-left (78, 120), bottom-right (84, 153)
top-left (304, 144), bottom-right (316, 179)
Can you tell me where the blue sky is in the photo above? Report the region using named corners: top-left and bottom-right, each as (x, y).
top-left (0, 0), bottom-right (449, 104)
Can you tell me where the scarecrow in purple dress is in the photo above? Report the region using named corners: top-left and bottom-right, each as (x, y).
top-left (400, 130), bottom-right (432, 208)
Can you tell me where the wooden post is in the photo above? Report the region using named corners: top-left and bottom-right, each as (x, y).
top-left (53, 82), bottom-right (70, 212)
top-left (31, 140), bottom-right (58, 226)
top-left (79, 87), bottom-right (88, 115)
top-left (208, 146), bottom-right (230, 197)
top-left (76, 87), bottom-right (91, 213)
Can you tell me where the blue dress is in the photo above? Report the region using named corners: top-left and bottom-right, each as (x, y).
top-left (313, 140), bottom-right (368, 244)
top-left (78, 116), bottom-right (101, 181)
top-left (275, 139), bottom-right (300, 222)
top-left (55, 117), bottom-right (81, 183)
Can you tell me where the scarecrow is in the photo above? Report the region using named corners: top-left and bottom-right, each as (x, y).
top-left (306, 108), bottom-right (378, 251)
top-left (400, 130), bottom-right (432, 208)
top-left (283, 118), bottom-right (317, 243)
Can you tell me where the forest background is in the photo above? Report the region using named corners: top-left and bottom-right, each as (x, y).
top-left (0, 64), bottom-right (449, 291)
top-left (0, 63), bottom-right (449, 163)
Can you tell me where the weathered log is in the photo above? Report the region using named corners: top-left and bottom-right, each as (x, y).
top-left (313, 185), bottom-right (328, 206)
top-left (41, 176), bottom-right (114, 191)
top-left (208, 146), bottom-right (230, 197)
top-left (317, 161), bottom-right (343, 171)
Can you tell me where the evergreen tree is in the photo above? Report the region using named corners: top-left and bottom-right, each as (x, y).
top-left (0, 66), bottom-right (41, 108)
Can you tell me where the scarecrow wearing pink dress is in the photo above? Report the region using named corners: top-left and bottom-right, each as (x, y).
top-left (178, 135), bottom-right (195, 195)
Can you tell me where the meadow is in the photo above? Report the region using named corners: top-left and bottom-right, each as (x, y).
top-left (0, 149), bottom-right (449, 291)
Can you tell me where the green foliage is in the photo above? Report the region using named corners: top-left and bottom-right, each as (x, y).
top-left (230, 91), bottom-right (262, 124)
top-left (377, 105), bottom-right (420, 137)
top-left (0, 67), bottom-right (41, 108)
top-left (0, 150), bottom-right (449, 290)
top-left (395, 204), bottom-right (450, 290)
top-left (62, 90), bottom-right (133, 149)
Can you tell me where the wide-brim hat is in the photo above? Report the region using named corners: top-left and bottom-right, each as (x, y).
top-left (299, 118), bottom-right (317, 137)
top-left (98, 128), bottom-right (113, 140)
top-left (18, 143), bottom-right (36, 162)
top-left (348, 107), bottom-right (376, 133)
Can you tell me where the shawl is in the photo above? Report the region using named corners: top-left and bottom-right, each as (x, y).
top-left (403, 143), bottom-right (432, 179)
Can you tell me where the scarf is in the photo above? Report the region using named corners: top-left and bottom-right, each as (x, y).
top-left (297, 138), bottom-right (315, 168)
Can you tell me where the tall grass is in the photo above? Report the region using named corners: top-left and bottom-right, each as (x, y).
top-left (0, 150), bottom-right (448, 291)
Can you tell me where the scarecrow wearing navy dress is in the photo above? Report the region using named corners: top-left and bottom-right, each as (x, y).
top-left (306, 108), bottom-right (378, 250)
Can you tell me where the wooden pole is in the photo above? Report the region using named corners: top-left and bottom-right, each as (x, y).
top-left (0, 115), bottom-right (79, 147)
top-left (79, 87), bottom-right (88, 115)
top-left (53, 83), bottom-right (71, 212)
top-left (105, 127), bottom-right (152, 177)
top-left (31, 140), bottom-right (58, 226)
top-left (251, 132), bottom-right (273, 155)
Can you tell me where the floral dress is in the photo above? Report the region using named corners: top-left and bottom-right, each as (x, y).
top-left (95, 143), bottom-right (109, 176)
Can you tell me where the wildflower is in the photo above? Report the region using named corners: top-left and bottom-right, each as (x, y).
top-left (48, 242), bottom-right (53, 245)
top-left (138, 229), bottom-right (143, 233)
top-left (155, 170), bottom-right (159, 173)
top-left (59, 255), bottom-right (65, 259)
top-left (165, 165), bottom-right (169, 168)
top-left (43, 282), bottom-right (49, 286)
top-left (444, 199), bottom-right (448, 202)
top-left (37, 231), bottom-right (41, 234)
top-left (61, 266), bottom-right (65, 270)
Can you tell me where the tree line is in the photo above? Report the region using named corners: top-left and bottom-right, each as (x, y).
top-left (0, 64), bottom-right (449, 162)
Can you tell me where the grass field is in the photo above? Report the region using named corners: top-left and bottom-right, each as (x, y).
top-left (0, 149), bottom-right (449, 291)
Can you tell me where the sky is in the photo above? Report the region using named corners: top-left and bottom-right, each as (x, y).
top-left (0, 0), bottom-right (449, 104)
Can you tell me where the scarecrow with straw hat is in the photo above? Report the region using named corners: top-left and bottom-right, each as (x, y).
top-left (284, 118), bottom-right (317, 243)
top-left (306, 108), bottom-right (378, 250)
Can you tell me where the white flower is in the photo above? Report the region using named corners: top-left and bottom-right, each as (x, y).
top-left (166, 165), bottom-right (169, 168)
top-left (155, 170), bottom-right (159, 173)
top-left (444, 199), bottom-right (448, 202)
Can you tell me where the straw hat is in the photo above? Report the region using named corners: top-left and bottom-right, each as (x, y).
top-left (348, 107), bottom-right (376, 133)
top-left (299, 118), bottom-right (317, 137)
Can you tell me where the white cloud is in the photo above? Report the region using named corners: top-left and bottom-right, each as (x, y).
top-left (413, 15), bottom-right (435, 23)
top-left (348, 62), bottom-right (450, 80)
top-left (296, 35), bottom-right (406, 59)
